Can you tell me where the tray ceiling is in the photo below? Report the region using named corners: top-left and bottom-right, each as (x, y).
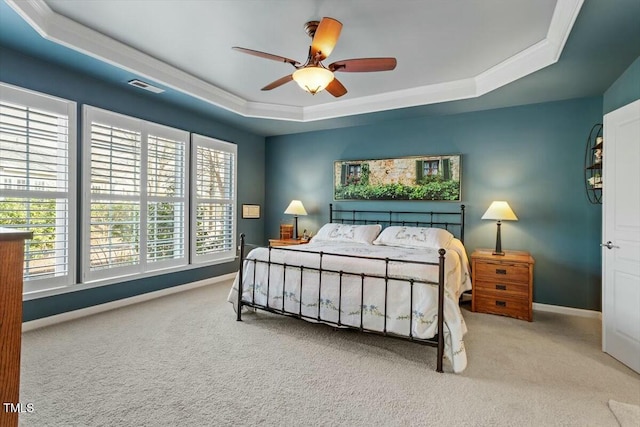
top-left (6, 0), bottom-right (583, 123)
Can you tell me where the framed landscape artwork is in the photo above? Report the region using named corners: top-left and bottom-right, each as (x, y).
top-left (334, 154), bottom-right (461, 201)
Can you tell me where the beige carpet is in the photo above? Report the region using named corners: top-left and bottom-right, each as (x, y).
top-left (18, 280), bottom-right (640, 426)
top-left (609, 399), bottom-right (640, 427)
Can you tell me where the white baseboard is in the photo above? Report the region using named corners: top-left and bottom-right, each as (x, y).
top-left (533, 302), bottom-right (602, 319)
top-left (22, 273), bottom-right (236, 332)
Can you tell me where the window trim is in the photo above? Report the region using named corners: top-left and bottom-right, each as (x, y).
top-left (190, 133), bottom-right (237, 265)
top-left (82, 105), bottom-right (190, 283)
top-left (0, 82), bottom-right (77, 293)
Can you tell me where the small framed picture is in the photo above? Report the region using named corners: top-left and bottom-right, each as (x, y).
top-left (242, 204), bottom-right (261, 219)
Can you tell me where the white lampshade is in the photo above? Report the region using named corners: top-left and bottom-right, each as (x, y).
top-left (482, 201), bottom-right (518, 221)
top-left (292, 67), bottom-right (334, 94)
top-left (284, 200), bottom-right (307, 216)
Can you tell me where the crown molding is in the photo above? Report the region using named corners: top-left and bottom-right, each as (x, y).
top-left (304, 78), bottom-right (478, 121)
top-left (6, 0), bottom-right (251, 114)
top-left (7, 0), bottom-right (584, 123)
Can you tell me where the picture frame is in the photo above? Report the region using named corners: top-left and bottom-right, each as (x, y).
top-left (242, 204), bottom-right (261, 219)
top-left (334, 154), bottom-right (461, 201)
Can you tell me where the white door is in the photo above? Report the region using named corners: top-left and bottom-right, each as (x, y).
top-left (602, 99), bottom-right (640, 373)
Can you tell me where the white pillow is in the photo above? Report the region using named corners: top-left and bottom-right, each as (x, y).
top-left (372, 226), bottom-right (454, 249)
top-left (311, 223), bottom-right (382, 245)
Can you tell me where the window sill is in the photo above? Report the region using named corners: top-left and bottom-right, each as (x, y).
top-left (23, 256), bottom-right (238, 301)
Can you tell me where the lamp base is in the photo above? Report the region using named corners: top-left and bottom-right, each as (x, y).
top-left (493, 220), bottom-right (504, 256)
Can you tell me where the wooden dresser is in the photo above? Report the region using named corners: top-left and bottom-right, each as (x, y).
top-left (471, 249), bottom-right (534, 321)
top-left (0, 228), bottom-right (32, 427)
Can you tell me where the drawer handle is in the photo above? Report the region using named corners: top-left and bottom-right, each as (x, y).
top-left (496, 269), bottom-right (507, 275)
top-left (496, 301), bottom-right (506, 307)
top-left (496, 284), bottom-right (507, 290)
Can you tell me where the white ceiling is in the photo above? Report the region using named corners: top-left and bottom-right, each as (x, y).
top-left (8, 0), bottom-right (584, 123)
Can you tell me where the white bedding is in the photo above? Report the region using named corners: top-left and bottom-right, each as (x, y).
top-left (227, 239), bottom-right (471, 373)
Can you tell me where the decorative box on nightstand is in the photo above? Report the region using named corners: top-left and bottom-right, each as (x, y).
top-left (471, 249), bottom-right (535, 321)
top-left (268, 238), bottom-right (309, 247)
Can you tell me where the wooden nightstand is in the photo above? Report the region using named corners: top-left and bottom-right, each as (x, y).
top-left (471, 249), bottom-right (535, 321)
top-left (268, 238), bottom-right (309, 247)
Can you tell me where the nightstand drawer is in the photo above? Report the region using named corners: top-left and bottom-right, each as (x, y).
top-left (474, 262), bottom-right (529, 283)
top-left (474, 295), bottom-right (530, 320)
top-left (474, 280), bottom-right (529, 298)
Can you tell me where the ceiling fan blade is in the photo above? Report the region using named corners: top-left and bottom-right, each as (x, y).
top-left (311, 17), bottom-right (342, 61)
top-left (329, 58), bottom-right (397, 72)
top-left (325, 77), bottom-right (347, 98)
top-left (261, 74), bottom-right (294, 91)
top-left (232, 47), bottom-right (300, 67)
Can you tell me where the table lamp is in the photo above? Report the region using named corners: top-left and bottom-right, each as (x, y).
top-left (482, 201), bottom-right (518, 256)
top-left (284, 200), bottom-right (307, 239)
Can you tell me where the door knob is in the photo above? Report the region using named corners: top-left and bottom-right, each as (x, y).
top-left (600, 241), bottom-right (619, 249)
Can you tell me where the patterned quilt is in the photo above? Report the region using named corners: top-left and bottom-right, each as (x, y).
top-left (228, 239), bottom-right (471, 373)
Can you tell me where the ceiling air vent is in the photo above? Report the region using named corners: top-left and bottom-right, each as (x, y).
top-left (127, 79), bottom-right (164, 94)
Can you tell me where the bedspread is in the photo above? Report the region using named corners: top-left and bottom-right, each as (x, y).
top-left (228, 240), bottom-right (471, 372)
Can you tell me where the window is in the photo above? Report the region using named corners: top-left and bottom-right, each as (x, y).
top-left (0, 83), bottom-right (76, 293)
top-left (416, 159), bottom-right (452, 183)
top-left (191, 134), bottom-right (237, 264)
top-left (83, 106), bottom-right (188, 282)
top-left (2, 89), bottom-right (238, 293)
top-left (147, 134), bottom-right (188, 265)
top-left (340, 163), bottom-right (362, 185)
top-left (423, 160), bottom-right (439, 176)
top-left (347, 164), bottom-right (362, 177)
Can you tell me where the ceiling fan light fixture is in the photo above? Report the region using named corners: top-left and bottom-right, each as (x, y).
top-left (234, 16), bottom-right (394, 98)
top-left (292, 66), bottom-right (334, 95)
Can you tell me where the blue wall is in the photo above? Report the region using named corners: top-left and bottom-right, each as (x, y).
top-left (0, 45), bottom-right (266, 321)
top-left (266, 97), bottom-right (604, 311)
top-left (603, 55), bottom-right (640, 114)
top-left (1, 39), bottom-right (614, 316)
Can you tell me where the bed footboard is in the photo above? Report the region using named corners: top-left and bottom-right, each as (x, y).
top-left (237, 233), bottom-right (246, 322)
top-left (236, 236), bottom-right (448, 373)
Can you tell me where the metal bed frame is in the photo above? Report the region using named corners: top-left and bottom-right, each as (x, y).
top-left (236, 204), bottom-right (465, 372)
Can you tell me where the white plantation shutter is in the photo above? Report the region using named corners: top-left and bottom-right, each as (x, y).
top-left (0, 83), bottom-right (76, 293)
top-left (191, 134), bottom-right (237, 263)
top-left (147, 134), bottom-right (186, 264)
top-left (83, 106), bottom-right (188, 282)
top-left (88, 117), bottom-right (141, 276)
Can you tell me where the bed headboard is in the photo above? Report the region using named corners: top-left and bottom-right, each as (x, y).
top-left (329, 204), bottom-right (465, 243)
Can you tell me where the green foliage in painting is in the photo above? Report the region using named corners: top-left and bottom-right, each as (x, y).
top-left (335, 180), bottom-right (460, 201)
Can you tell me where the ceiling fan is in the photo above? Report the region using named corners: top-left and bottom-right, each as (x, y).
top-left (232, 17), bottom-right (397, 97)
